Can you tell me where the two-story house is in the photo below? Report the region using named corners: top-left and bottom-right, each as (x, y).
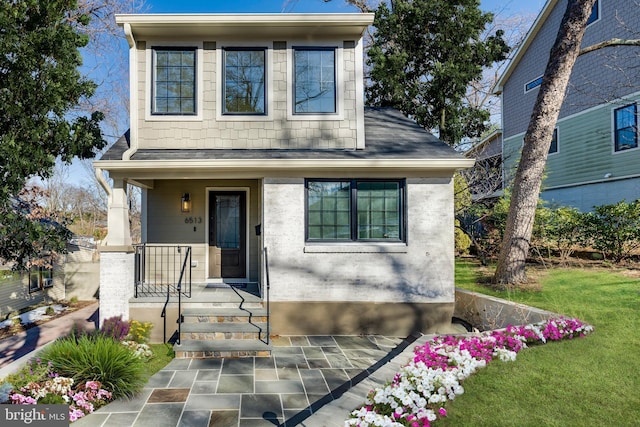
top-left (497, 0), bottom-right (640, 211)
top-left (94, 13), bottom-right (473, 357)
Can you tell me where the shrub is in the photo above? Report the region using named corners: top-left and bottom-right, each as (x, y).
top-left (2, 358), bottom-right (55, 391)
top-left (583, 199), bottom-right (640, 262)
top-left (39, 334), bottom-right (145, 399)
top-left (100, 315), bottom-right (130, 341)
top-left (45, 306), bottom-right (55, 316)
top-left (127, 320), bottom-right (153, 344)
top-left (546, 206), bottom-right (587, 262)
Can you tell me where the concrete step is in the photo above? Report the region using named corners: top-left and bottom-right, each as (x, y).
top-left (181, 322), bottom-right (267, 333)
top-left (182, 307), bottom-right (268, 318)
top-left (174, 339), bottom-right (271, 358)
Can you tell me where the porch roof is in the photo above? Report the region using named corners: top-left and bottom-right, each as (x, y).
top-left (96, 108), bottom-right (474, 175)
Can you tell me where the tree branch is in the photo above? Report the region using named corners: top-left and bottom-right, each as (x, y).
top-left (579, 38), bottom-right (640, 56)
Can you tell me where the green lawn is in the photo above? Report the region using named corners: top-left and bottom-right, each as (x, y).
top-left (441, 259), bottom-right (640, 426)
top-left (144, 344), bottom-right (174, 381)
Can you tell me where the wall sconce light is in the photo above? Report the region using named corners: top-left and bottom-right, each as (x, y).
top-left (181, 193), bottom-right (191, 213)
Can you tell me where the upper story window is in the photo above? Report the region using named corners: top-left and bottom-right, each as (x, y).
top-left (525, 75), bottom-right (543, 93)
top-left (152, 47), bottom-right (196, 115)
top-left (306, 179), bottom-right (405, 242)
top-left (587, 0), bottom-right (599, 26)
top-left (294, 48), bottom-right (336, 114)
top-left (614, 103), bottom-right (638, 152)
top-left (549, 128), bottom-right (558, 154)
top-left (223, 48), bottom-right (266, 114)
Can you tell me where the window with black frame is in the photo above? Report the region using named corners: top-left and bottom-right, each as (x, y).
top-left (614, 103), bottom-right (637, 152)
top-left (152, 47), bottom-right (196, 115)
top-left (223, 48), bottom-right (266, 114)
top-left (306, 179), bottom-right (404, 242)
top-left (294, 48), bottom-right (336, 114)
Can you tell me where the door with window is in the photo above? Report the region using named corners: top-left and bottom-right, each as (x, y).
top-left (209, 191), bottom-right (246, 278)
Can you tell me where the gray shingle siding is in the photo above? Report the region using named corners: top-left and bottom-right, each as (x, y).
top-left (503, 0), bottom-right (640, 138)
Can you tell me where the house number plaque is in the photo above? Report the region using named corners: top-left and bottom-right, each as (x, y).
top-left (184, 217), bottom-right (202, 224)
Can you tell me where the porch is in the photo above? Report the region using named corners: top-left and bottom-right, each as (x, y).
top-left (130, 244), bottom-right (271, 358)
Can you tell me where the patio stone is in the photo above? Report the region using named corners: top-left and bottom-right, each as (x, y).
top-left (133, 403), bottom-right (184, 427)
top-left (217, 374), bottom-right (254, 393)
top-left (281, 393), bottom-right (310, 409)
top-left (185, 394), bottom-right (241, 411)
top-left (189, 359), bottom-right (223, 370)
top-left (289, 336), bottom-right (310, 346)
top-left (163, 358), bottom-right (192, 370)
top-left (255, 379), bottom-right (305, 394)
top-left (326, 354), bottom-right (354, 368)
top-left (254, 356), bottom-right (276, 369)
top-left (277, 367), bottom-right (301, 380)
top-left (103, 412), bottom-right (138, 427)
top-left (240, 393), bottom-right (283, 418)
top-left (191, 381), bottom-right (218, 394)
top-left (302, 346), bottom-right (325, 359)
top-left (148, 388), bottom-right (191, 403)
top-left (275, 354), bottom-right (309, 369)
top-left (195, 369), bottom-right (220, 381)
top-left (96, 388), bottom-right (152, 413)
top-left (209, 410), bottom-right (239, 427)
top-left (221, 358), bottom-right (254, 374)
top-left (307, 336), bottom-right (337, 346)
top-left (145, 370), bottom-right (175, 388)
top-left (272, 346), bottom-right (304, 356)
top-left (300, 370), bottom-right (329, 394)
top-left (178, 410), bottom-right (211, 427)
top-left (255, 368), bottom-right (278, 380)
top-left (168, 370), bottom-right (198, 388)
top-left (307, 358), bottom-right (331, 369)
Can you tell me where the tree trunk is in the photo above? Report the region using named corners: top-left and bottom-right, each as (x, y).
top-left (493, 0), bottom-right (597, 286)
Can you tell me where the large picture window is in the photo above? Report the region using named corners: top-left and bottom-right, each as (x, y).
top-left (294, 48), bottom-right (336, 114)
top-left (29, 266), bottom-right (53, 293)
top-left (152, 48), bottom-right (196, 115)
top-left (306, 180), bottom-right (404, 242)
top-left (614, 103), bottom-right (637, 152)
top-left (223, 49), bottom-right (266, 114)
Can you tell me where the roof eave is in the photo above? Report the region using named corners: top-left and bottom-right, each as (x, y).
top-left (494, 0), bottom-right (557, 94)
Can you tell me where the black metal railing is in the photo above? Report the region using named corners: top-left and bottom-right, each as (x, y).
top-left (156, 246), bottom-right (191, 344)
top-left (134, 244), bottom-right (192, 298)
top-left (263, 246), bottom-right (271, 345)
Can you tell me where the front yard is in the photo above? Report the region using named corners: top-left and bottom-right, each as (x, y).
top-left (439, 260), bottom-right (640, 426)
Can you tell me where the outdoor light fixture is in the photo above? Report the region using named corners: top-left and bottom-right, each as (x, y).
top-left (181, 193), bottom-right (191, 213)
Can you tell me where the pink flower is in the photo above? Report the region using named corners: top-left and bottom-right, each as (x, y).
top-left (439, 407), bottom-right (447, 417)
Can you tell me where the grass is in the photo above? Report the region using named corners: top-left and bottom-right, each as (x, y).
top-left (441, 259), bottom-right (640, 426)
top-left (144, 344), bottom-right (175, 381)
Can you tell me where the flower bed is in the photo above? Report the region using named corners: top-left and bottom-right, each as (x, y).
top-left (346, 317), bottom-right (593, 427)
top-left (0, 316), bottom-right (155, 422)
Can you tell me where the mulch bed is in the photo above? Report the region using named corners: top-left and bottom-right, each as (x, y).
top-left (0, 300), bottom-right (96, 341)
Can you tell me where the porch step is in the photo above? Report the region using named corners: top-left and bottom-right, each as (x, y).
top-left (174, 339), bottom-right (271, 358)
top-left (177, 305), bottom-right (270, 358)
top-left (181, 322), bottom-right (267, 333)
top-left (182, 307), bottom-right (268, 318)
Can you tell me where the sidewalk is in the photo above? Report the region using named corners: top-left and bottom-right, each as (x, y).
top-left (0, 302), bottom-right (99, 378)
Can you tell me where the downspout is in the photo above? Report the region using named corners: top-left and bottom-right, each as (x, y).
top-left (122, 23), bottom-right (138, 161)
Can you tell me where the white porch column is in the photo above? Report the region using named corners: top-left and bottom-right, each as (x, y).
top-left (99, 178), bottom-right (134, 326)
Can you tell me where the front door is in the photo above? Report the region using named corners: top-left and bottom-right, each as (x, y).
top-left (209, 191), bottom-right (246, 278)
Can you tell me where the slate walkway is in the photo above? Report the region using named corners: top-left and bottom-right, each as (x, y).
top-left (74, 334), bottom-right (424, 427)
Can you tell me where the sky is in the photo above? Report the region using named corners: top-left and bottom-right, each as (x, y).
top-left (140, 0), bottom-right (545, 16)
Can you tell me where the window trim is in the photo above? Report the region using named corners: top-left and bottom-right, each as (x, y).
top-left (216, 42), bottom-right (273, 122)
top-left (287, 43), bottom-right (343, 121)
top-left (221, 47), bottom-right (268, 116)
top-left (146, 42), bottom-right (203, 122)
top-left (305, 178), bottom-right (406, 243)
top-left (613, 103), bottom-right (638, 153)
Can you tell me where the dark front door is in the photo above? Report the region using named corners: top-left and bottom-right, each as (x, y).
top-left (209, 191), bottom-right (246, 278)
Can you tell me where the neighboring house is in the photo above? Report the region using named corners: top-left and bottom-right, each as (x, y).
top-left (95, 13), bottom-right (473, 356)
top-left (496, 0), bottom-right (640, 211)
top-left (0, 241), bottom-right (98, 317)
